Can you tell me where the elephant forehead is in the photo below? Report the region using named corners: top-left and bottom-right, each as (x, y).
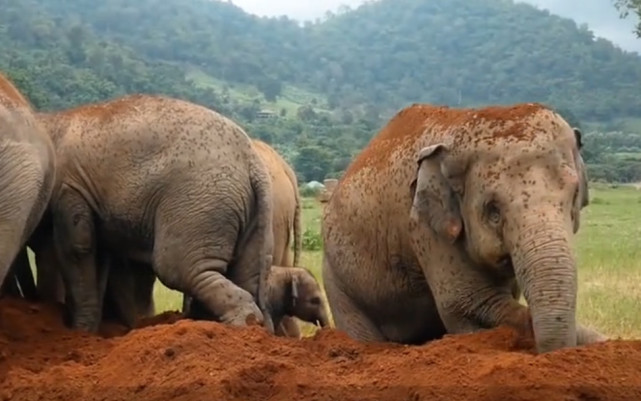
top-left (448, 112), bottom-right (572, 152)
top-left (341, 102), bottom-right (565, 182)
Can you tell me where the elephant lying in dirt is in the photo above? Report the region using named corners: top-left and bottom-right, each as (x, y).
top-left (322, 103), bottom-right (606, 354)
top-left (31, 94), bottom-right (275, 334)
top-left (185, 265), bottom-right (330, 337)
top-left (0, 72), bottom-right (55, 300)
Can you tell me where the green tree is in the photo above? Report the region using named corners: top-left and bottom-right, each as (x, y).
top-left (256, 77), bottom-right (283, 101)
top-left (294, 146), bottom-right (333, 182)
top-left (614, 0), bottom-right (641, 37)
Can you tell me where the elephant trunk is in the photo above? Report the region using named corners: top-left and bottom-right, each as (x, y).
top-left (510, 219), bottom-right (577, 354)
top-left (317, 308), bottom-right (331, 328)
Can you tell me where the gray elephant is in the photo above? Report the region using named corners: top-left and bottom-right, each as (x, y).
top-left (251, 139), bottom-right (302, 267)
top-left (322, 103), bottom-right (606, 354)
top-left (182, 139), bottom-right (306, 336)
top-left (268, 266), bottom-right (330, 338)
top-left (34, 93), bottom-right (275, 334)
top-left (185, 265), bottom-right (330, 337)
top-left (0, 72), bottom-right (55, 299)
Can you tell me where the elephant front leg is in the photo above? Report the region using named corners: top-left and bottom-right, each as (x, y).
top-left (52, 186), bottom-right (102, 333)
top-left (416, 245), bottom-right (532, 339)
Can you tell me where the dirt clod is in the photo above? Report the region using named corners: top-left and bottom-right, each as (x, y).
top-left (1, 296), bottom-right (640, 401)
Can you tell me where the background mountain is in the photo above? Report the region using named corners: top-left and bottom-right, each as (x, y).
top-left (1, 0), bottom-right (640, 182)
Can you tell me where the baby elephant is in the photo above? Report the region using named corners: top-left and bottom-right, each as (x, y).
top-left (269, 266), bottom-right (331, 338)
top-left (183, 266), bottom-right (330, 338)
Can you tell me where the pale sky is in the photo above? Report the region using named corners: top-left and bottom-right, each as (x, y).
top-left (228, 0), bottom-right (641, 53)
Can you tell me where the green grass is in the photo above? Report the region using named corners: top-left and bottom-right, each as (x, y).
top-left (185, 68), bottom-right (330, 116)
top-left (573, 184), bottom-right (641, 339)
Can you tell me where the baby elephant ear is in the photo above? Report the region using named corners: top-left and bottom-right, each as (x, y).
top-left (410, 144), bottom-right (463, 244)
top-left (291, 276), bottom-right (299, 307)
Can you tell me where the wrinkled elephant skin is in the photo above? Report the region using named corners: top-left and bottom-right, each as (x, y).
top-left (0, 72), bottom-right (55, 297)
top-left (268, 266), bottom-right (330, 339)
top-left (322, 103), bottom-right (606, 354)
top-left (35, 94), bottom-right (275, 334)
top-left (184, 265), bottom-right (330, 339)
top-left (251, 139), bottom-right (302, 267)
top-left (183, 139), bottom-right (305, 336)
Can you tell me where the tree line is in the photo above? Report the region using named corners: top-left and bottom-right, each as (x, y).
top-left (1, 0), bottom-right (640, 183)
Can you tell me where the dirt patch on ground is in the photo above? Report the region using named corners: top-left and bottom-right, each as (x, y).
top-left (1, 297), bottom-right (640, 401)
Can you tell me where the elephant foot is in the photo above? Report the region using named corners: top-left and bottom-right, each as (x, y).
top-left (577, 325), bottom-right (608, 346)
top-left (219, 301), bottom-right (265, 328)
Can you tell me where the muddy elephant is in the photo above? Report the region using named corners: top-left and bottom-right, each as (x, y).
top-left (19, 240), bottom-right (157, 329)
top-left (251, 139), bottom-right (302, 267)
top-left (322, 103), bottom-right (606, 354)
top-left (182, 139), bottom-right (306, 336)
top-left (34, 93), bottom-right (275, 334)
top-left (185, 265), bottom-right (330, 338)
top-left (0, 72), bottom-right (55, 299)
top-left (267, 266), bottom-right (330, 338)
top-left (249, 139), bottom-right (304, 336)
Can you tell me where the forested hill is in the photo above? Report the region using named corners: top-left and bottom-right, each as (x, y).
top-left (1, 0), bottom-right (641, 182)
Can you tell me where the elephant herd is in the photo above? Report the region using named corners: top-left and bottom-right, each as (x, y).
top-left (1, 70), bottom-right (608, 355)
top-left (0, 71), bottom-right (328, 339)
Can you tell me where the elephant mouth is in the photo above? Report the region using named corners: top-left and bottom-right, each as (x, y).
top-left (497, 255), bottom-right (515, 277)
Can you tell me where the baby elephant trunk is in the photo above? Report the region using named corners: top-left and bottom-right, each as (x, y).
top-left (316, 308), bottom-right (331, 328)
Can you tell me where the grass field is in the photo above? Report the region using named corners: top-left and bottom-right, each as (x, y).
top-left (185, 68), bottom-right (330, 116)
top-left (151, 183), bottom-right (641, 340)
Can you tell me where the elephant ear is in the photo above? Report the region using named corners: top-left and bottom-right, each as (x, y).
top-left (290, 275), bottom-right (299, 307)
top-left (571, 127), bottom-right (589, 233)
top-left (409, 144), bottom-right (463, 244)
top-left (573, 127), bottom-right (589, 208)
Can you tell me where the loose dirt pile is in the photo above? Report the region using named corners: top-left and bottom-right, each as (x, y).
top-left (1, 297), bottom-right (640, 401)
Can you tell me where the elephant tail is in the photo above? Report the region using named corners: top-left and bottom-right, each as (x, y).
top-left (249, 157), bottom-right (275, 334)
top-left (293, 181), bottom-right (302, 267)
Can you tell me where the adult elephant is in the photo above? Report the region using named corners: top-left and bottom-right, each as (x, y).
top-left (0, 72), bottom-right (55, 298)
top-left (34, 94), bottom-right (275, 334)
top-left (251, 139), bottom-right (301, 267)
top-left (321, 103), bottom-right (606, 354)
top-left (182, 139), bottom-right (305, 336)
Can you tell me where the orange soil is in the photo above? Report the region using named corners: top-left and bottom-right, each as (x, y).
top-left (1, 297), bottom-right (639, 401)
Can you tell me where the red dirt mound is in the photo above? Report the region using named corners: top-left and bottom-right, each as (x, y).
top-left (1, 297), bottom-right (640, 401)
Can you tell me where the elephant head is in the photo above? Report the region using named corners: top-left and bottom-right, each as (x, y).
top-left (269, 266), bottom-right (331, 329)
top-left (410, 112), bottom-right (588, 353)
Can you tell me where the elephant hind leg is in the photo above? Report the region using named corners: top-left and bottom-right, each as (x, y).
top-left (151, 203), bottom-right (264, 328)
top-left (322, 257), bottom-right (384, 343)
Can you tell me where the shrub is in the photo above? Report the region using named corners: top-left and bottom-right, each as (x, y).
top-left (302, 228), bottom-right (322, 251)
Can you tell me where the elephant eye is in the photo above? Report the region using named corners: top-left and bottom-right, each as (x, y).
top-left (309, 297), bottom-right (321, 305)
top-left (484, 200), bottom-right (501, 225)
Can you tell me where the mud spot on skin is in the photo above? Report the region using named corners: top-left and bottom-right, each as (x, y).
top-left (341, 102), bottom-right (556, 185)
top-left (245, 314), bottom-right (258, 326)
